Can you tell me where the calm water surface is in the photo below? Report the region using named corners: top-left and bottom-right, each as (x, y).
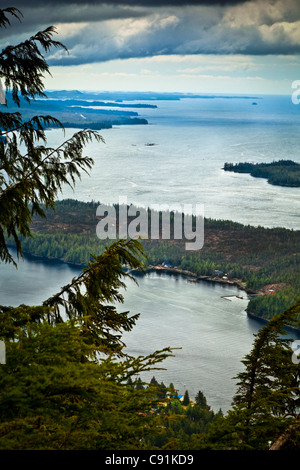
top-left (2, 252), bottom-right (300, 412)
top-left (55, 94), bottom-right (300, 229)
top-left (2, 95), bottom-right (300, 412)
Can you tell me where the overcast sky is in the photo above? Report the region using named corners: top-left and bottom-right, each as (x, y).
top-left (1, 0), bottom-right (300, 94)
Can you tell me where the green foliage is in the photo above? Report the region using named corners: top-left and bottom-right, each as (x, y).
top-left (233, 303), bottom-right (300, 419)
top-left (145, 393), bottom-right (220, 450)
top-left (246, 287), bottom-right (300, 323)
top-left (195, 390), bottom-right (209, 409)
top-left (182, 390), bottom-right (190, 406)
top-left (43, 238), bottom-right (149, 355)
top-left (0, 125), bottom-right (103, 266)
top-left (0, 7), bottom-right (104, 266)
top-left (0, 8), bottom-right (67, 105)
top-left (1, 5), bottom-right (300, 452)
top-left (194, 301), bottom-right (300, 450)
top-left (13, 198), bottom-right (300, 324)
top-left (224, 160), bottom-right (300, 187)
top-left (0, 317), bottom-right (172, 450)
top-left (0, 7), bottom-right (173, 450)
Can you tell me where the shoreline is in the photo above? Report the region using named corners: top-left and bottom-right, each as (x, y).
top-left (134, 265), bottom-right (300, 333)
top-left (8, 246), bottom-right (300, 332)
top-left (138, 264), bottom-right (254, 294)
top-left (247, 310), bottom-right (300, 335)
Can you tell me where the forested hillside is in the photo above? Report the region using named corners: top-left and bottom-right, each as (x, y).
top-left (1, 5), bottom-right (299, 452)
top-left (9, 198), bottom-right (300, 327)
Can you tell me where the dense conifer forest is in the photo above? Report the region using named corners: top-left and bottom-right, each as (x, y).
top-left (223, 160), bottom-right (300, 187)
top-left (1, 6), bottom-right (299, 452)
top-left (10, 198), bottom-right (300, 327)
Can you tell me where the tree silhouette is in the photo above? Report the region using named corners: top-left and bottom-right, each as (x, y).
top-left (0, 7), bottom-right (173, 449)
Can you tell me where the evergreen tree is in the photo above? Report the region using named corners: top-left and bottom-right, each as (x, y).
top-left (195, 390), bottom-right (209, 409)
top-left (182, 390), bottom-right (190, 406)
top-left (196, 301), bottom-right (300, 450)
top-left (169, 382), bottom-right (178, 399)
top-left (0, 7), bottom-right (173, 450)
top-left (0, 7), bottom-right (103, 266)
top-left (150, 376), bottom-right (160, 387)
top-left (0, 317), bottom-right (171, 450)
top-left (231, 302), bottom-right (300, 449)
top-left (135, 377), bottom-right (145, 390)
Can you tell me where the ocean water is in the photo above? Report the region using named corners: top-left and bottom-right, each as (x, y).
top-left (0, 251), bottom-right (273, 411)
top-left (54, 94), bottom-right (300, 229)
top-left (2, 94), bottom-right (300, 412)
top-left (2, 252), bottom-right (299, 412)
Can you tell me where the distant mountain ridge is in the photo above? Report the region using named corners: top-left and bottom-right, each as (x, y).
top-left (45, 89), bottom-right (261, 101)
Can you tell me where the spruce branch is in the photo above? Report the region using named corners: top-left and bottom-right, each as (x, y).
top-left (0, 11), bottom-right (68, 105)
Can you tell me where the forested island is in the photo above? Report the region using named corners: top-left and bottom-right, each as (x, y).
top-left (1, 6), bottom-right (300, 451)
top-left (223, 160), bottom-right (300, 187)
top-left (8, 199), bottom-right (300, 329)
top-left (45, 89), bottom-right (261, 102)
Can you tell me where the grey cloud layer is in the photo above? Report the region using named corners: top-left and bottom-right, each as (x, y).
top-left (1, 1), bottom-right (300, 65)
top-left (4, 1), bottom-right (249, 7)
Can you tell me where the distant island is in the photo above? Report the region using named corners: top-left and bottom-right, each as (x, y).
top-left (6, 89), bottom-right (262, 131)
top-left (45, 89), bottom-right (261, 102)
top-left (5, 91), bottom-right (149, 130)
top-left (223, 160), bottom-right (300, 187)
top-left (37, 98), bottom-right (157, 109)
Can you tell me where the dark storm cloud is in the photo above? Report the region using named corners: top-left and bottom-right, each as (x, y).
top-left (1, 0), bottom-right (300, 65)
top-left (0, 2), bottom-right (147, 36)
top-left (3, 0), bottom-right (249, 7)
